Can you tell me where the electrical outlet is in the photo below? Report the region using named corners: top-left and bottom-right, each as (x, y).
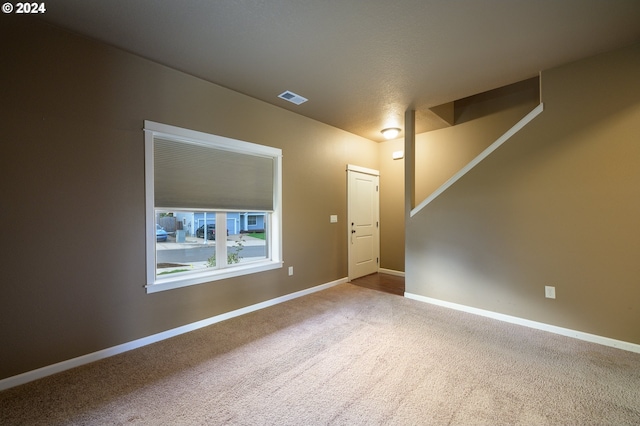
top-left (545, 286), bottom-right (556, 299)
top-left (288, 266), bottom-right (293, 276)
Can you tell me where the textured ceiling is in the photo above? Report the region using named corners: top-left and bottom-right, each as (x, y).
top-left (41, 0), bottom-right (640, 142)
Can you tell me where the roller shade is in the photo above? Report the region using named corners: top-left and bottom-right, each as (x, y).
top-left (154, 137), bottom-right (274, 211)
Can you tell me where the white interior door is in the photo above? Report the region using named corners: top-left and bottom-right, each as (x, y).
top-left (347, 165), bottom-right (380, 280)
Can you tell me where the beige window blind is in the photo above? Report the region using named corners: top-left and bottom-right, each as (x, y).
top-left (153, 137), bottom-right (274, 211)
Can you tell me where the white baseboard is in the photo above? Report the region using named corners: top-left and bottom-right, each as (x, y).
top-left (404, 292), bottom-right (640, 354)
top-left (378, 268), bottom-right (405, 277)
top-left (0, 277), bottom-right (348, 392)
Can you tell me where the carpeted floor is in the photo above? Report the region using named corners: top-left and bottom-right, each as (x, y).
top-left (2, 283), bottom-right (639, 425)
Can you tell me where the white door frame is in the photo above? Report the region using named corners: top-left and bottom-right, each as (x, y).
top-left (347, 164), bottom-right (380, 281)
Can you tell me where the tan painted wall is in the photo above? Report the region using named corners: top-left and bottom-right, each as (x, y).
top-left (415, 78), bottom-right (540, 203)
top-left (379, 139), bottom-right (405, 272)
top-left (377, 79), bottom-right (539, 274)
top-left (0, 19), bottom-right (378, 380)
top-left (406, 43), bottom-right (640, 344)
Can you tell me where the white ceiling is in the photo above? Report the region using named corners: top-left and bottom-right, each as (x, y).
top-left (41, 0), bottom-right (640, 142)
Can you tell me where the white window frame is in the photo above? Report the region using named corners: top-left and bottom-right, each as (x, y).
top-left (144, 121), bottom-right (283, 293)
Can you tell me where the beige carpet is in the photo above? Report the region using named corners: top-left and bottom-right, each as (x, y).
top-left (2, 283), bottom-right (639, 425)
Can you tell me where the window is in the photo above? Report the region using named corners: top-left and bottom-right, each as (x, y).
top-left (144, 121), bottom-right (282, 293)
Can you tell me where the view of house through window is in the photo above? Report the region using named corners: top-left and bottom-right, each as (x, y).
top-left (155, 211), bottom-right (269, 277)
top-left (144, 120), bottom-right (282, 293)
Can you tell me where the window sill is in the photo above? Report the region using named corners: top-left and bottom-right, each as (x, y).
top-left (146, 260), bottom-right (283, 294)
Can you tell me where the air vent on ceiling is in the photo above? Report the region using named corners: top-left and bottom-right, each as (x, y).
top-left (278, 90), bottom-right (308, 105)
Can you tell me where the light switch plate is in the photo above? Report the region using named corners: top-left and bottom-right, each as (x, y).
top-left (330, 215), bottom-right (338, 223)
top-left (545, 286), bottom-right (556, 299)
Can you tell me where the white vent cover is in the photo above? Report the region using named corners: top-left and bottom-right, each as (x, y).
top-left (278, 90), bottom-right (308, 105)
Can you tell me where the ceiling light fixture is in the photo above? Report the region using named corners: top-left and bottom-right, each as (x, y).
top-left (381, 127), bottom-right (401, 139)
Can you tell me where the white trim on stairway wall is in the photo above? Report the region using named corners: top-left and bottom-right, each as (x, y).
top-left (411, 103), bottom-right (544, 217)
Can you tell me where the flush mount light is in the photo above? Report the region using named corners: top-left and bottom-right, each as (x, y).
top-left (381, 127), bottom-right (401, 139)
